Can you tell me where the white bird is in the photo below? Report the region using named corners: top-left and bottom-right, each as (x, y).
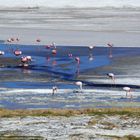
top-left (75, 81), bottom-right (83, 91)
top-left (52, 42), bottom-right (56, 49)
top-left (107, 73), bottom-right (115, 84)
top-left (7, 38), bottom-right (12, 43)
top-left (52, 86), bottom-right (58, 95)
top-left (26, 56), bottom-right (32, 61)
top-left (123, 87), bottom-right (132, 98)
top-left (88, 46), bottom-right (94, 50)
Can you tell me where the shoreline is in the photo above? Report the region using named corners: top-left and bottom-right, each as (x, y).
top-left (1, 27), bottom-right (140, 47)
top-left (0, 107), bottom-right (140, 117)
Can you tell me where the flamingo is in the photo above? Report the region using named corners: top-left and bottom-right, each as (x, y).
top-left (26, 56), bottom-right (32, 61)
top-left (21, 56), bottom-right (28, 63)
top-left (75, 57), bottom-right (80, 65)
top-left (75, 57), bottom-right (80, 75)
top-left (46, 45), bottom-right (51, 49)
top-left (16, 38), bottom-right (20, 42)
top-left (107, 73), bottom-right (115, 84)
top-left (36, 39), bottom-right (41, 42)
top-left (52, 49), bottom-right (57, 55)
top-left (21, 56), bottom-right (31, 67)
top-left (123, 87), bottom-right (132, 98)
top-left (21, 56), bottom-right (32, 63)
top-left (7, 38), bottom-right (12, 43)
top-left (107, 43), bottom-right (113, 58)
top-left (14, 50), bottom-right (22, 56)
top-left (0, 51), bottom-right (5, 55)
top-left (75, 81), bottom-right (83, 91)
top-left (11, 38), bottom-right (15, 42)
top-left (51, 42), bottom-right (56, 49)
top-left (52, 86), bottom-right (58, 95)
top-left (68, 53), bottom-right (73, 58)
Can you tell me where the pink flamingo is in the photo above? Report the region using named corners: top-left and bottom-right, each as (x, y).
top-left (107, 73), bottom-right (115, 84)
top-left (52, 49), bottom-right (57, 55)
top-left (7, 38), bottom-right (12, 43)
top-left (107, 43), bottom-right (113, 58)
top-left (68, 53), bottom-right (73, 58)
top-left (45, 45), bottom-right (51, 49)
top-left (11, 38), bottom-right (15, 42)
top-left (21, 56), bottom-right (28, 63)
top-left (26, 56), bottom-right (32, 61)
top-left (75, 57), bottom-right (80, 65)
top-left (16, 38), bottom-right (20, 42)
top-left (123, 87), bottom-right (132, 98)
top-left (21, 56), bottom-right (32, 67)
top-left (51, 49), bottom-right (57, 66)
top-left (75, 57), bottom-right (80, 76)
top-left (36, 39), bottom-right (41, 42)
top-left (14, 49), bottom-right (22, 56)
top-left (75, 81), bottom-right (83, 91)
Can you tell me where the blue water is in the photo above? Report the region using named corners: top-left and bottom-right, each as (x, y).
top-left (0, 42), bottom-right (140, 109)
top-left (1, 43), bottom-right (140, 88)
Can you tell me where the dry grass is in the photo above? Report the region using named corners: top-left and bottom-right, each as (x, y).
top-left (100, 135), bottom-right (140, 140)
top-left (0, 108), bottom-right (140, 118)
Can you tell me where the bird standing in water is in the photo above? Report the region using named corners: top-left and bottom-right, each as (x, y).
top-left (75, 81), bottom-right (83, 91)
top-left (123, 87), bottom-right (132, 98)
top-left (107, 73), bottom-right (115, 84)
top-left (107, 43), bottom-right (113, 58)
top-left (52, 86), bottom-right (58, 95)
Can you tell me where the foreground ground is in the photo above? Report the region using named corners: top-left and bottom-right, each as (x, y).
top-left (0, 108), bottom-right (140, 140)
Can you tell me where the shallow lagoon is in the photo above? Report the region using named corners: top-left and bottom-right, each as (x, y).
top-left (0, 42), bottom-right (140, 109)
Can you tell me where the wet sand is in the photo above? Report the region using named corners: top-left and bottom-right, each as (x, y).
top-left (1, 27), bottom-right (140, 47)
top-left (1, 7), bottom-right (140, 47)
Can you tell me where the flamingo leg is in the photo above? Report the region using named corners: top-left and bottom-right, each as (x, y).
top-left (129, 91), bottom-right (132, 99)
top-left (109, 47), bottom-right (113, 58)
top-left (126, 91), bottom-right (128, 97)
top-left (112, 77), bottom-right (115, 85)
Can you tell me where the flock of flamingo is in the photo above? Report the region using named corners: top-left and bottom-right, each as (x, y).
top-left (0, 37), bottom-right (132, 98)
